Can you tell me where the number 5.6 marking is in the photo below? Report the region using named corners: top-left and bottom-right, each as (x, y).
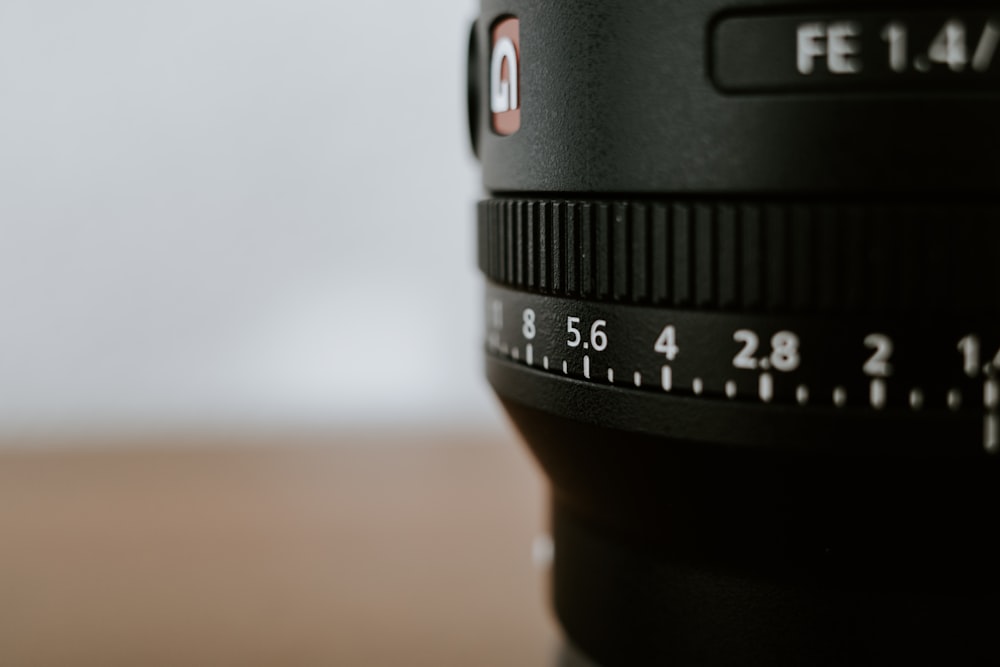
top-left (567, 317), bottom-right (608, 352)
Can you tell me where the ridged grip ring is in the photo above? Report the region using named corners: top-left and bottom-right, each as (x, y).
top-left (477, 198), bottom-right (1000, 315)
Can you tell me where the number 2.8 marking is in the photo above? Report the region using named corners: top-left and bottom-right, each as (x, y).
top-left (733, 329), bottom-right (801, 372)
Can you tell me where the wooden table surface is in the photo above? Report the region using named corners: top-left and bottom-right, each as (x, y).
top-left (0, 432), bottom-right (566, 666)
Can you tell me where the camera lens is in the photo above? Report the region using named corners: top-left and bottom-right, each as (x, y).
top-left (469, 2), bottom-right (1000, 665)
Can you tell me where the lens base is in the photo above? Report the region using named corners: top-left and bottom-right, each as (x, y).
top-left (552, 500), bottom-right (995, 667)
top-left (495, 385), bottom-right (1000, 666)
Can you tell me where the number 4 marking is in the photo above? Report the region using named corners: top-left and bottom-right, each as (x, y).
top-left (654, 325), bottom-right (679, 361)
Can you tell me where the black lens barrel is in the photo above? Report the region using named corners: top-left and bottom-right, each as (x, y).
top-left (470, 1), bottom-right (1000, 665)
top-left (471, 0), bottom-right (1000, 195)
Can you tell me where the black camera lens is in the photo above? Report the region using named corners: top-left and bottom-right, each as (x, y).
top-left (468, 2), bottom-right (1000, 665)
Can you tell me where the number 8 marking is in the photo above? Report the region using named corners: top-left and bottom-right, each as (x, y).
top-left (522, 308), bottom-right (536, 340)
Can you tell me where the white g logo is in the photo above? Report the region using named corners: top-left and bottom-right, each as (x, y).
top-left (490, 36), bottom-right (519, 114)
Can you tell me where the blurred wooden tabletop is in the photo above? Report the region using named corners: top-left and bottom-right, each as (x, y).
top-left (0, 432), bottom-right (561, 666)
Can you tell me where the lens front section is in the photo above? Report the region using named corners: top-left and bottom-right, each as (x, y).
top-left (478, 198), bottom-right (1000, 664)
top-left (470, 2), bottom-right (1000, 665)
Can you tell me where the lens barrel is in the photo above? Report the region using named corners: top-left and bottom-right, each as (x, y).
top-left (469, 2), bottom-right (1000, 664)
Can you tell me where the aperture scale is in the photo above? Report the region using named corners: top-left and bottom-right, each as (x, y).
top-left (479, 198), bottom-right (1000, 455)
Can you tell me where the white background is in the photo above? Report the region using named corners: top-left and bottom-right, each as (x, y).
top-left (0, 0), bottom-right (501, 436)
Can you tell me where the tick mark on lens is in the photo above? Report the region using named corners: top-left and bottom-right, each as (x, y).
top-left (562, 360), bottom-right (568, 375)
top-left (512, 347), bottom-right (520, 361)
top-left (634, 371), bottom-right (642, 387)
top-left (725, 380), bottom-right (737, 398)
top-left (985, 380), bottom-right (999, 409)
top-left (583, 355), bottom-right (591, 379)
top-left (759, 373), bottom-right (773, 403)
top-left (796, 385), bottom-right (809, 406)
top-left (607, 368), bottom-right (615, 383)
top-left (948, 389), bottom-right (962, 411)
top-left (986, 415), bottom-right (999, 453)
top-left (870, 379), bottom-right (887, 410)
top-left (660, 366), bottom-right (672, 391)
top-left (543, 356), bottom-right (549, 370)
top-left (526, 344), bottom-right (533, 366)
top-left (833, 387), bottom-right (847, 407)
top-left (909, 388), bottom-right (924, 410)
top-left (692, 378), bottom-right (704, 395)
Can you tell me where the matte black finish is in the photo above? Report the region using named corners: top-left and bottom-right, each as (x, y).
top-left (499, 390), bottom-right (999, 666)
top-left (470, 0), bottom-right (1000, 194)
top-left (470, 1), bottom-right (1000, 664)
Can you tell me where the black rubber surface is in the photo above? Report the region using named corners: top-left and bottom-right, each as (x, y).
top-left (478, 198), bottom-right (1000, 314)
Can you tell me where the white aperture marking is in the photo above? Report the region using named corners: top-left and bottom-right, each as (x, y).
top-left (796, 385), bottom-right (810, 406)
top-left (833, 386), bottom-right (847, 407)
top-left (759, 373), bottom-right (774, 403)
top-left (985, 379), bottom-right (999, 409)
top-left (870, 379), bottom-right (887, 410)
top-left (948, 389), bottom-right (962, 411)
top-left (986, 415), bottom-right (999, 454)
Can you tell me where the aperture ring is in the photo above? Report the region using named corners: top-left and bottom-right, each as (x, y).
top-left (477, 198), bottom-right (1000, 315)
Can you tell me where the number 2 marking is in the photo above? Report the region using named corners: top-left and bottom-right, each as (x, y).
top-left (863, 333), bottom-right (893, 377)
top-left (733, 330), bottom-right (760, 370)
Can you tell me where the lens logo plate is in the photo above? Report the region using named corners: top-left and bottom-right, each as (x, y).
top-left (490, 17), bottom-right (520, 135)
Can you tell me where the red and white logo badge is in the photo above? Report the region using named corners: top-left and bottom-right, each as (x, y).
top-left (490, 17), bottom-right (520, 136)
